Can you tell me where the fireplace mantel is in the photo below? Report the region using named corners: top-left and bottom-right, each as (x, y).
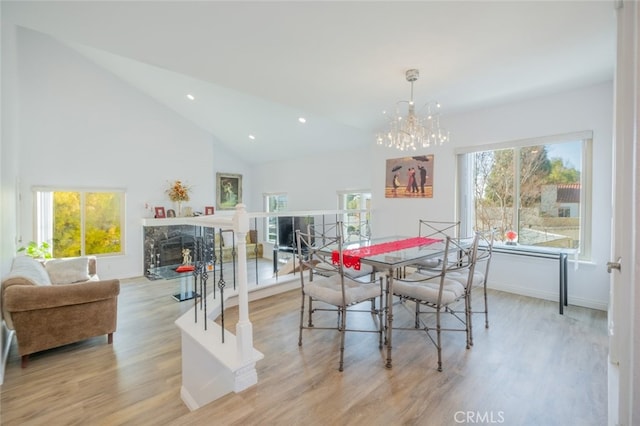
top-left (142, 215), bottom-right (234, 228)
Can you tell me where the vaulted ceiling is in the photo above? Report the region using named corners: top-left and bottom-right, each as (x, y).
top-left (2, 1), bottom-right (616, 164)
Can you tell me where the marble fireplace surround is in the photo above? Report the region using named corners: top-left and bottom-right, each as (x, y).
top-left (143, 224), bottom-right (208, 275)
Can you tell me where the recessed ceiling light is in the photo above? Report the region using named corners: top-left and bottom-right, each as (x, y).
top-left (298, 117), bottom-right (306, 124)
top-left (186, 94), bottom-right (195, 100)
top-left (248, 134), bottom-right (256, 140)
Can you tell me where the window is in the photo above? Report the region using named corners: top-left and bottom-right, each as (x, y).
top-left (264, 193), bottom-right (288, 243)
top-left (457, 131), bottom-right (592, 259)
top-left (338, 190), bottom-right (371, 240)
top-left (35, 188), bottom-right (125, 257)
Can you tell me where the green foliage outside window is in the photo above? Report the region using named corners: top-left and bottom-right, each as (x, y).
top-left (51, 191), bottom-right (122, 258)
top-left (53, 192), bottom-right (81, 257)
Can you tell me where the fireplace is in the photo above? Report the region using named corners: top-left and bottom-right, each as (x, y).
top-left (158, 235), bottom-right (196, 266)
top-left (143, 224), bottom-right (209, 275)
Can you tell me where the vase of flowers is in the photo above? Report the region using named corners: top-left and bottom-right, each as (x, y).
top-left (166, 180), bottom-right (190, 216)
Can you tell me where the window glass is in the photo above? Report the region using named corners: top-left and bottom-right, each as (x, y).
top-left (338, 191), bottom-right (371, 241)
top-left (36, 189), bottom-right (124, 257)
top-left (85, 192), bottom-right (123, 255)
top-left (265, 193), bottom-right (288, 243)
top-left (462, 137), bottom-right (588, 257)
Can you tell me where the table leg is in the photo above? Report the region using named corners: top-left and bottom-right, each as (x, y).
top-left (558, 253), bottom-right (570, 314)
top-left (563, 253), bottom-right (568, 307)
top-left (559, 254), bottom-right (564, 315)
top-left (385, 269), bottom-right (394, 369)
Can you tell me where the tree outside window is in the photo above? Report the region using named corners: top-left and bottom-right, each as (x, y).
top-left (468, 139), bottom-right (586, 253)
top-left (36, 190), bottom-right (124, 257)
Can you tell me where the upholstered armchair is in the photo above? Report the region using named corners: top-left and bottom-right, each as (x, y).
top-left (1, 255), bottom-right (120, 367)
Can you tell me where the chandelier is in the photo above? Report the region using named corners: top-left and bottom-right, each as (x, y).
top-left (375, 69), bottom-right (449, 151)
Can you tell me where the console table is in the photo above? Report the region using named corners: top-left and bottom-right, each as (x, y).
top-left (488, 244), bottom-right (576, 314)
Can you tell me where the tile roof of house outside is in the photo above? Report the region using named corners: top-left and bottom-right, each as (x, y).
top-left (556, 184), bottom-right (580, 204)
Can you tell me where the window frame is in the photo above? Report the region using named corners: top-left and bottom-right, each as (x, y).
top-left (456, 131), bottom-right (593, 260)
top-left (33, 186), bottom-right (126, 258)
top-left (264, 192), bottom-right (288, 244)
top-left (337, 189), bottom-right (372, 240)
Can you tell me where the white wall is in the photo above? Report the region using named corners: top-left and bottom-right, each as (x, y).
top-left (0, 9), bottom-right (21, 386)
top-left (251, 149), bottom-right (373, 211)
top-left (370, 82), bottom-right (613, 310)
top-left (6, 25), bottom-right (613, 309)
top-left (12, 27), bottom-right (253, 279)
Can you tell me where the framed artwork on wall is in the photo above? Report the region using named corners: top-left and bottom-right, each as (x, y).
top-left (385, 155), bottom-right (434, 198)
top-left (216, 172), bottom-right (243, 210)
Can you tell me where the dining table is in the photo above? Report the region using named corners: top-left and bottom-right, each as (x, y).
top-left (329, 235), bottom-right (448, 369)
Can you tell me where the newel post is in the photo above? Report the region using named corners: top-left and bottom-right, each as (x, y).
top-left (233, 204), bottom-right (254, 366)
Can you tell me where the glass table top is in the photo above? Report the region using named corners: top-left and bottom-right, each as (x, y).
top-left (329, 236), bottom-right (449, 268)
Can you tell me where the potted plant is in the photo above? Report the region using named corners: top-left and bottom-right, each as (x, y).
top-left (17, 241), bottom-right (53, 259)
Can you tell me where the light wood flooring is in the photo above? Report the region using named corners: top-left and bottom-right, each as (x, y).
top-left (0, 271), bottom-right (607, 425)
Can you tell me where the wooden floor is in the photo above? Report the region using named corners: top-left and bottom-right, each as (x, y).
top-left (0, 272), bottom-right (607, 425)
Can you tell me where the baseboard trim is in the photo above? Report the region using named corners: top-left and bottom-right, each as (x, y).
top-left (488, 282), bottom-right (607, 311)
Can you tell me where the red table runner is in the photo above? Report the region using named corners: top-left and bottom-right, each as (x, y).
top-left (331, 237), bottom-right (442, 270)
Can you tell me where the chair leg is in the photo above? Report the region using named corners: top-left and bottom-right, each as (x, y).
top-left (338, 306), bottom-right (346, 372)
top-left (21, 355), bottom-right (29, 368)
top-left (299, 293), bottom-right (306, 346)
top-left (378, 277), bottom-right (384, 348)
top-left (466, 293), bottom-right (473, 348)
top-left (483, 282), bottom-right (489, 329)
top-left (436, 308), bottom-right (442, 372)
top-left (307, 296), bottom-right (314, 327)
top-left (378, 307), bottom-right (384, 349)
top-left (108, 333), bottom-right (113, 344)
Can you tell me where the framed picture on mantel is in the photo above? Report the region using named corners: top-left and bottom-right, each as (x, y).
top-left (216, 172), bottom-right (242, 210)
top-left (154, 206), bottom-right (166, 218)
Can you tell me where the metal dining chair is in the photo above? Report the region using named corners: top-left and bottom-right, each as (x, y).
top-left (445, 229), bottom-right (495, 345)
top-left (410, 220), bottom-right (461, 272)
top-left (296, 222), bottom-right (384, 371)
top-left (408, 228), bottom-right (495, 346)
top-left (392, 232), bottom-right (481, 371)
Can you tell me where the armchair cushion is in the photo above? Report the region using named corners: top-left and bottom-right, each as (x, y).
top-left (3, 256), bottom-right (51, 287)
top-left (45, 257), bottom-right (91, 284)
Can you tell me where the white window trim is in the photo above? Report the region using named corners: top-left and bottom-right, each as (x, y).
top-left (455, 131), bottom-right (593, 260)
top-left (32, 186), bottom-right (126, 257)
top-left (263, 192), bottom-right (288, 243)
